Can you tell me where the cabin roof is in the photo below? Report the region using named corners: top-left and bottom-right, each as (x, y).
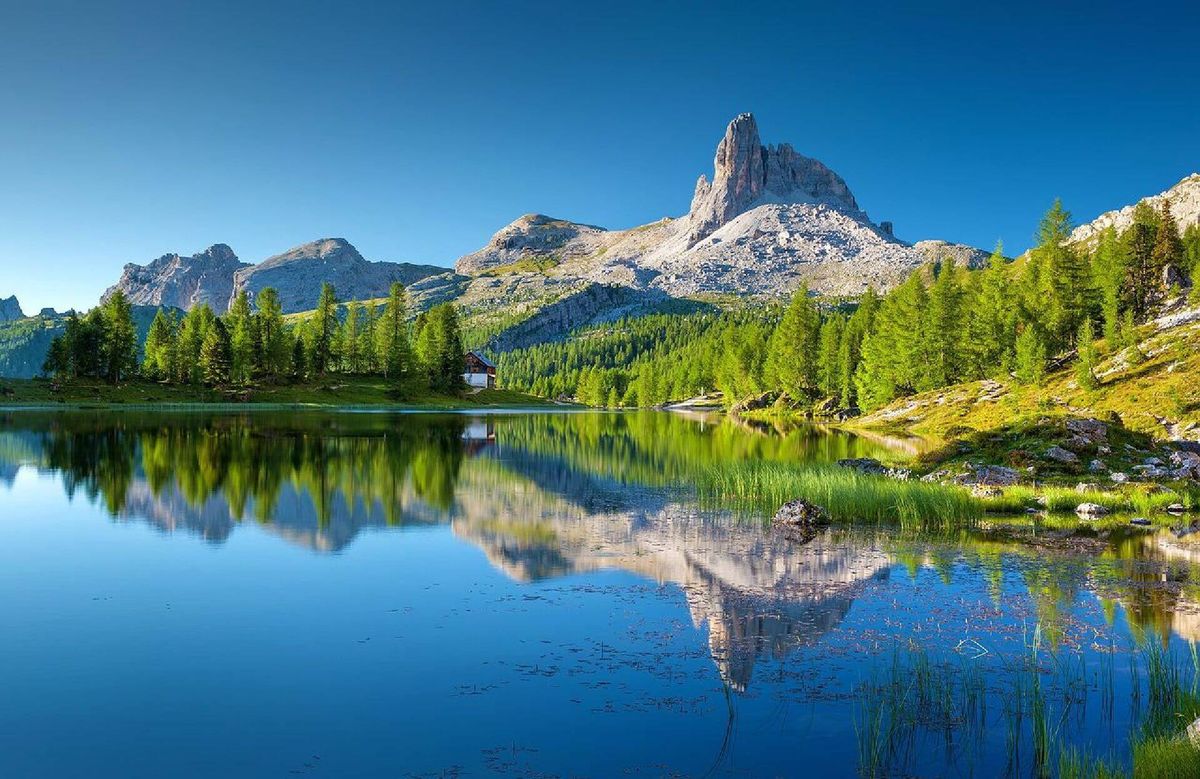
top-left (466, 350), bottom-right (496, 369)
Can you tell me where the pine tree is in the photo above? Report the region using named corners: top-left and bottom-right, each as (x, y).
top-left (1034, 200), bottom-right (1088, 351)
top-left (99, 290), bottom-right (138, 383)
top-left (1014, 326), bottom-right (1047, 386)
top-left (767, 285), bottom-right (820, 400)
top-left (227, 290), bottom-right (257, 384)
top-left (141, 308), bottom-right (176, 379)
top-left (925, 258), bottom-right (965, 387)
top-left (200, 318), bottom-right (233, 386)
top-left (255, 287), bottom-right (289, 379)
top-left (837, 288), bottom-right (877, 408)
top-left (376, 283), bottom-right (412, 379)
top-left (1075, 317), bottom-right (1098, 391)
top-left (339, 301), bottom-right (362, 373)
top-left (176, 304), bottom-right (215, 384)
top-left (1151, 198), bottom-right (1184, 294)
top-left (816, 314), bottom-right (844, 399)
top-left (967, 244), bottom-right (1015, 378)
top-left (1123, 201), bottom-right (1161, 321)
top-left (1090, 227), bottom-right (1125, 343)
top-left (414, 303), bottom-right (465, 393)
top-left (308, 283), bottom-right (339, 375)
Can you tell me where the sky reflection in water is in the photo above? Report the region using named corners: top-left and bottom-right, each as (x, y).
top-left (0, 410), bottom-right (1197, 777)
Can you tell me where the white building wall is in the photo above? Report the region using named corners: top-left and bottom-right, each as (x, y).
top-left (464, 372), bottom-right (490, 388)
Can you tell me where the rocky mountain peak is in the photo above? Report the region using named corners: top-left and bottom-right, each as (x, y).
top-left (105, 244), bottom-right (249, 311)
top-left (0, 295), bottom-right (25, 322)
top-left (454, 215), bottom-right (607, 275)
top-left (682, 113), bottom-right (859, 247)
top-left (1070, 173), bottom-right (1200, 247)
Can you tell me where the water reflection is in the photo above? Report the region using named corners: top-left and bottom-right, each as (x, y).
top-left (3, 409), bottom-right (1200, 693)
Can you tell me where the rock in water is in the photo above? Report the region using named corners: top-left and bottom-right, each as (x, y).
top-left (1075, 503), bottom-right (1111, 518)
top-left (773, 499), bottom-right (829, 528)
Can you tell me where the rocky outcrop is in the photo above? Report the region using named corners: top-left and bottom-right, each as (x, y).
top-left (0, 296), bottom-right (24, 322)
top-left (1070, 173), bottom-right (1200, 247)
top-left (913, 240), bottom-right (994, 270)
top-left (104, 244), bottom-right (249, 311)
top-left (232, 238), bottom-right (443, 313)
top-left (454, 214), bottom-right (608, 276)
top-left (682, 112), bottom-right (858, 248)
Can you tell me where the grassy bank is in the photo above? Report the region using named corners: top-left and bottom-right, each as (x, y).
top-left (852, 311), bottom-right (1200, 443)
top-left (0, 376), bottom-right (555, 409)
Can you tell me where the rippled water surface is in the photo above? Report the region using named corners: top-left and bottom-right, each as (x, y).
top-left (1, 410), bottom-right (1197, 777)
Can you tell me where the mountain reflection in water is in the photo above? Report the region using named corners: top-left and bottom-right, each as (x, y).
top-left (0, 410), bottom-right (900, 690)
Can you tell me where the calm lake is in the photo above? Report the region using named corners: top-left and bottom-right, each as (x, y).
top-left (0, 410), bottom-right (1196, 777)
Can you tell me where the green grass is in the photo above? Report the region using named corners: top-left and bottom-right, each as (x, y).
top-left (697, 462), bottom-right (983, 527)
top-left (0, 376), bottom-right (554, 409)
top-left (974, 485), bottom-right (1200, 518)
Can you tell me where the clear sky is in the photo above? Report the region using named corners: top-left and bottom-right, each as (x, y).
top-left (2, 0), bottom-right (1198, 313)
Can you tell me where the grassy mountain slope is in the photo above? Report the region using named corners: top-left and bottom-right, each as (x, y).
top-left (854, 306), bottom-right (1200, 442)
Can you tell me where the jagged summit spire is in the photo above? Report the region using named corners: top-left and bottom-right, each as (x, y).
top-left (683, 113), bottom-right (858, 247)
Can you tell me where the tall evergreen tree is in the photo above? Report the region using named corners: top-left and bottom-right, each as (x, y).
top-left (1014, 326), bottom-right (1047, 386)
top-left (1074, 317), bottom-right (1098, 391)
top-left (1033, 200), bottom-right (1088, 351)
top-left (1151, 198), bottom-right (1184, 292)
top-left (141, 308), bottom-right (177, 380)
top-left (925, 258), bottom-right (965, 387)
top-left (1090, 226), bottom-right (1126, 342)
top-left (200, 318), bottom-right (233, 386)
top-left (227, 290), bottom-right (257, 383)
top-left (99, 290), bottom-right (138, 383)
top-left (1123, 201), bottom-right (1161, 322)
top-left (767, 285), bottom-right (820, 400)
top-left (308, 283), bottom-right (339, 375)
top-left (255, 287), bottom-right (290, 379)
top-left (375, 283), bottom-right (412, 379)
top-left (816, 314), bottom-right (844, 399)
top-left (415, 303), bottom-right (465, 393)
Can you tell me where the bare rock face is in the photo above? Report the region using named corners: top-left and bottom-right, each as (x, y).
top-left (683, 113), bottom-right (858, 248)
top-left (1070, 173), bottom-right (1200, 247)
top-left (0, 295), bottom-right (24, 322)
top-left (454, 214), bottom-right (608, 275)
top-left (912, 240), bottom-right (994, 270)
top-left (105, 244), bottom-right (248, 311)
top-left (232, 238), bottom-right (445, 313)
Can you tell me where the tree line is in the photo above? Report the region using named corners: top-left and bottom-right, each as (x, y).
top-left (501, 198), bottom-right (1199, 410)
top-left (44, 282), bottom-right (469, 394)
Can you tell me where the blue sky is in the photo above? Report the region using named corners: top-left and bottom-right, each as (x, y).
top-left (1, 0), bottom-right (1197, 312)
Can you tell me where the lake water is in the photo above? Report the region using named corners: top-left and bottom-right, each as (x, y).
top-left (0, 410), bottom-right (1197, 777)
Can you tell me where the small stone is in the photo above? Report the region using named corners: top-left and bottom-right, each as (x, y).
top-left (971, 485), bottom-right (1003, 499)
top-left (1130, 517), bottom-right (1153, 526)
top-left (1110, 472), bottom-right (1129, 484)
top-left (1167, 503), bottom-right (1187, 514)
top-left (1088, 459), bottom-right (1106, 472)
top-left (1075, 483), bottom-right (1102, 493)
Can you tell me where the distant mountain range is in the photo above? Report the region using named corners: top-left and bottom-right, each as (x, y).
top-left (105, 238), bottom-right (445, 314)
top-left (2, 113), bottom-right (1198, 377)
